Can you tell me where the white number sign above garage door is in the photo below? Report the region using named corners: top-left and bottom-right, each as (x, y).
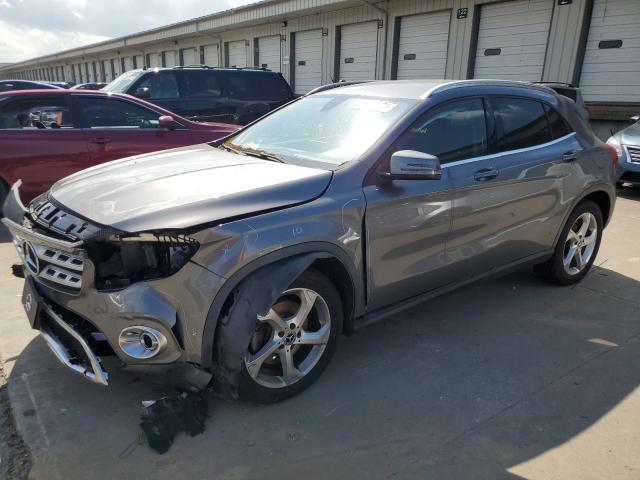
top-left (294, 29), bottom-right (324, 95)
top-left (338, 21), bottom-right (379, 82)
top-left (580, 0), bottom-right (640, 103)
top-left (395, 10), bottom-right (451, 80)
top-left (473, 0), bottom-right (553, 82)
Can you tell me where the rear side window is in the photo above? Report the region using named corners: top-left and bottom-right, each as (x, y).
top-left (186, 71), bottom-right (222, 98)
top-left (0, 97), bottom-right (74, 129)
top-left (395, 98), bottom-right (488, 164)
top-left (76, 97), bottom-right (162, 129)
top-left (493, 97), bottom-right (552, 152)
top-left (222, 73), bottom-right (291, 102)
top-left (544, 104), bottom-right (572, 139)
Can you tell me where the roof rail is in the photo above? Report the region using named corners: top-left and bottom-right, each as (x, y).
top-left (427, 79), bottom-right (556, 98)
top-left (169, 65), bottom-right (273, 72)
top-left (305, 80), bottom-right (369, 96)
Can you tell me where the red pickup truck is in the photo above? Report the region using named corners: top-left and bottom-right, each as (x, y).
top-left (0, 89), bottom-right (239, 205)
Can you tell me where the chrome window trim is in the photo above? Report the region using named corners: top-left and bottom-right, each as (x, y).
top-left (441, 132), bottom-right (577, 169)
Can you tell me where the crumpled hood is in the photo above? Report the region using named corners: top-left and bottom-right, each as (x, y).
top-left (49, 144), bottom-right (332, 232)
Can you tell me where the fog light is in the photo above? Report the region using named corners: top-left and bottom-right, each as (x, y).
top-left (118, 326), bottom-right (167, 359)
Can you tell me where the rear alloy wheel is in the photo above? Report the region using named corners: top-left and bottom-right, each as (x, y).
top-left (535, 199), bottom-right (603, 285)
top-left (240, 270), bottom-right (343, 403)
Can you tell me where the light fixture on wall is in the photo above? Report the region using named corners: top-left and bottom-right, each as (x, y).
top-left (280, 21), bottom-right (287, 28)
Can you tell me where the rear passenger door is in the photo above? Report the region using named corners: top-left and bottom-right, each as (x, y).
top-left (446, 95), bottom-right (580, 278)
top-left (183, 70), bottom-right (229, 122)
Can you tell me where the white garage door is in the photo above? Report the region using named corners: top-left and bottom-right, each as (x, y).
top-left (339, 21), bottom-right (379, 82)
top-left (122, 57), bottom-right (132, 72)
top-left (203, 44), bottom-right (219, 67)
top-left (396, 11), bottom-right (451, 80)
top-left (294, 29), bottom-right (323, 94)
top-left (181, 47), bottom-right (197, 66)
top-left (164, 50), bottom-right (177, 68)
top-left (580, 0), bottom-right (640, 103)
top-left (147, 53), bottom-right (160, 68)
top-left (133, 55), bottom-right (143, 69)
top-left (257, 35), bottom-right (281, 72)
top-left (111, 58), bottom-right (120, 78)
top-left (227, 40), bottom-right (247, 68)
top-left (474, 0), bottom-right (553, 81)
top-left (102, 60), bottom-right (111, 82)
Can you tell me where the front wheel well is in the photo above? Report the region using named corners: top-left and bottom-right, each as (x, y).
top-left (583, 190), bottom-right (612, 225)
top-left (309, 258), bottom-right (355, 336)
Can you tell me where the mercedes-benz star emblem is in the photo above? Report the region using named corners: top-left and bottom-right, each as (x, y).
top-left (23, 241), bottom-right (40, 275)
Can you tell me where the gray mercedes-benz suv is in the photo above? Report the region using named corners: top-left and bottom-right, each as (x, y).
top-left (3, 80), bottom-right (617, 403)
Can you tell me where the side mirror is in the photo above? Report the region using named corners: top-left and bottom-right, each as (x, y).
top-left (381, 150), bottom-right (442, 181)
top-left (158, 115), bottom-right (177, 130)
top-left (133, 87), bottom-right (151, 99)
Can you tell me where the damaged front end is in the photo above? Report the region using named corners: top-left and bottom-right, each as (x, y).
top-left (2, 182), bottom-right (221, 386)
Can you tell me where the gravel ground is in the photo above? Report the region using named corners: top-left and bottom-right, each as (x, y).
top-left (0, 359), bottom-right (31, 480)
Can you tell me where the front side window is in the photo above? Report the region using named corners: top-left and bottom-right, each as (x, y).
top-left (132, 72), bottom-right (181, 99)
top-left (493, 97), bottom-right (552, 152)
top-left (77, 97), bottom-right (162, 129)
top-left (102, 70), bottom-right (143, 93)
top-left (395, 98), bottom-right (488, 164)
top-left (225, 94), bottom-right (416, 169)
top-left (0, 97), bottom-right (74, 129)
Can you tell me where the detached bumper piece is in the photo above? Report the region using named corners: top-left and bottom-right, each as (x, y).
top-left (39, 301), bottom-right (109, 386)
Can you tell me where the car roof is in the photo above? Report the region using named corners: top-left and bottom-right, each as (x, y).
top-left (0, 89), bottom-right (121, 97)
top-left (320, 79), bottom-right (557, 100)
top-left (134, 66), bottom-right (280, 75)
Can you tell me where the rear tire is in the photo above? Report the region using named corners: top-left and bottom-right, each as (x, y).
top-left (238, 269), bottom-right (343, 403)
top-left (534, 200), bottom-right (603, 285)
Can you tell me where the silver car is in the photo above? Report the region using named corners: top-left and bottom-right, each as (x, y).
top-left (607, 115), bottom-right (640, 186)
top-left (2, 80), bottom-right (617, 403)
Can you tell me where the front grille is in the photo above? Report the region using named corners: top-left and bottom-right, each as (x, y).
top-left (627, 146), bottom-right (640, 163)
top-left (17, 237), bottom-right (85, 291)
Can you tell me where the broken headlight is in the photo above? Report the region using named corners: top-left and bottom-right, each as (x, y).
top-left (88, 234), bottom-right (199, 291)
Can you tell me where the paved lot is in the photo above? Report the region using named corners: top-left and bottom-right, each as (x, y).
top-left (1, 189), bottom-right (639, 480)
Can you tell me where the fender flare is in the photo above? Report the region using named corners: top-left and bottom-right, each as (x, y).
top-left (200, 241), bottom-right (364, 370)
top-left (551, 182), bottom-right (615, 247)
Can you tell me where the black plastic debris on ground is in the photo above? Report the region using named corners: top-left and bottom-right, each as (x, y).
top-left (140, 390), bottom-right (209, 454)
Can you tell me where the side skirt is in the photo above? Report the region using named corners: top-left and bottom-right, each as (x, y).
top-left (353, 250), bottom-right (553, 331)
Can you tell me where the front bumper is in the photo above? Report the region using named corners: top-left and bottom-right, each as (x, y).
top-left (3, 185), bottom-right (225, 385)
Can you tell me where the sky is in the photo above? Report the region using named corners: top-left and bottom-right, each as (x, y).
top-left (0, 0), bottom-right (258, 63)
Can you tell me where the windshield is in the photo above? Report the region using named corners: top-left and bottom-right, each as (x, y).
top-left (225, 94), bottom-right (416, 169)
top-left (103, 70), bottom-right (144, 93)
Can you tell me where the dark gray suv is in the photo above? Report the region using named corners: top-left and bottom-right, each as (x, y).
top-left (3, 80), bottom-right (617, 403)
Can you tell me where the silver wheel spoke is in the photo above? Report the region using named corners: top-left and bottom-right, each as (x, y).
top-left (574, 247), bottom-right (585, 269)
top-left (258, 308), bottom-right (288, 332)
top-left (584, 233), bottom-right (596, 245)
top-left (279, 349), bottom-right (303, 383)
top-left (577, 215), bottom-right (591, 237)
top-left (567, 229), bottom-right (579, 242)
top-left (245, 339), bottom-right (280, 379)
top-left (298, 324), bottom-right (330, 345)
top-left (292, 289), bottom-right (318, 326)
top-left (564, 243), bottom-right (577, 268)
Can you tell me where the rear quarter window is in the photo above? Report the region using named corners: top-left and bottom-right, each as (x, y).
top-left (493, 97), bottom-right (553, 152)
top-left (544, 104), bottom-right (573, 139)
top-left (222, 73), bottom-right (292, 102)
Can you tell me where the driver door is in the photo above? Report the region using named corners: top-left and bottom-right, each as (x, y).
top-left (363, 97), bottom-right (489, 311)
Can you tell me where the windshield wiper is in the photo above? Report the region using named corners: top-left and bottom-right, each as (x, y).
top-left (221, 144), bottom-right (286, 163)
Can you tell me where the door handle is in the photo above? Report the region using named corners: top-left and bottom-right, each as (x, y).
top-left (562, 151), bottom-right (578, 162)
top-left (474, 168), bottom-right (499, 181)
top-left (89, 137), bottom-right (111, 145)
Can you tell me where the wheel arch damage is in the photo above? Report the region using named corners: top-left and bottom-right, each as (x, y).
top-left (202, 244), bottom-right (362, 399)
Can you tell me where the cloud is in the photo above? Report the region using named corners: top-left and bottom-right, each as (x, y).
top-left (0, 0), bottom-right (258, 63)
